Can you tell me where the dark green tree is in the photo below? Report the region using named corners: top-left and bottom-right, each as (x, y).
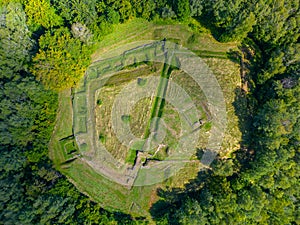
top-left (175, 0), bottom-right (190, 21)
top-left (0, 2), bottom-right (34, 80)
top-left (189, 0), bottom-right (203, 17)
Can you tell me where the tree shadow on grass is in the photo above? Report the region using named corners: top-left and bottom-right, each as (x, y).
top-left (226, 49), bottom-right (242, 64)
top-left (192, 15), bottom-right (224, 41)
top-left (149, 148), bottom-right (213, 221)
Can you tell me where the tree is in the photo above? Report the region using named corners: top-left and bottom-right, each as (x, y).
top-left (161, 6), bottom-right (176, 19)
top-left (189, 0), bottom-right (203, 17)
top-left (219, 12), bottom-right (256, 42)
top-left (256, 43), bottom-right (299, 84)
top-left (177, 198), bottom-right (209, 225)
top-left (106, 7), bottom-right (120, 24)
top-left (31, 28), bottom-right (91, 91)
top-left (209, 0), bottom-right (244, 28)
top-left (0, 2), bottom-right (34, 79)
top-left (115, 0), bottom-right (133, 22)
top-left (0, 77), bottom-right (56, 146)
top-left (130, 0), bottom-right (155, 20)
top-left (24, 0), bottom-right (63, 29)
top-left (175, 0), bottom-right (190, 21)
top-left (252, 0), bottom-right (300, 46)
top-left (52, 0), bottom-right (99, 26)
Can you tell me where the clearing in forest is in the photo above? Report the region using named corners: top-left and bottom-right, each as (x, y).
top-left (49, 19), bottom-right (246, 217)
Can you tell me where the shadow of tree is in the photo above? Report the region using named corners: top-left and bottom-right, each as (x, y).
top-left (226, 49), bottom-right (241, 64)
top-left (150, 148), bottom-right (212, 221)
top-left (193, 15), bottom-right (224, 41)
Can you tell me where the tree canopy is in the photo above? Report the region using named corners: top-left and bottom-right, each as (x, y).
top-left (24, 0), bottom-right (63, 29)
top-left (31, 28), bottom-right (91, 91)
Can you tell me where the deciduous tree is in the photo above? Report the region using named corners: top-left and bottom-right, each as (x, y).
top-left (25, 0), bottom-right (63, 29)
top-left (31, 28), bottom-right (91, 91)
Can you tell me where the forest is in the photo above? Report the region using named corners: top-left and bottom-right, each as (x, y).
top-left (0, 0), bottom-right (299, 224)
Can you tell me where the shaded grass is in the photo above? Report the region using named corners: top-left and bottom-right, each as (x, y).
top-left (49, 89), bottom-right (73, 166)
top-left (193, 50), bottom-right (228, 59)
top-left (144, 61), bottom-right (172, 139)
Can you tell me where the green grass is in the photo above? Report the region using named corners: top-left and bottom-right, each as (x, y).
top-left (95, 83), bottom-right (128, 161)
top-left (130, 97), bottom-right (152, 138)
top-left (92, 18), bottom-right (237, 63)
top-left (202, 57), bottom-right (243, 156)
top-left (49, 90), bottom-right (74, 166)
top-left (104, 63), bottom-right (160, 85)
top-left (59, 139), bottom-right (76, 160)
top-left (150, 145), bottom-right (168, 161)
top-left (125, 149), bottom-right (137, 165)
top-left (92, 18), bottom-right (152, 61)
top-left (98, 134), bottom-right (106, 143)
top-left (193, 50), bottom-right (228, 59)
top-left (96, 99), bottom-right (102, 105)
top-left (144, 61), bottom-right (172, 139)
top-left (75, 116), bottom-right (87, 133)
top-left (202, 121), bottom-right (212, 132)
top-left (94, 66), bottom-right (161, 162)
top-left (121, 115), bottom-right (131, 123)
top-left (64, 140), bottom-right (78, 154)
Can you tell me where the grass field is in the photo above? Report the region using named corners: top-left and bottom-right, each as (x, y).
top-left (95, 65), bottom-right (162, 162)
top-left (50, 18), bottom-right (244, 218)
top-left (203, 58), bottom-right (243, 156)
